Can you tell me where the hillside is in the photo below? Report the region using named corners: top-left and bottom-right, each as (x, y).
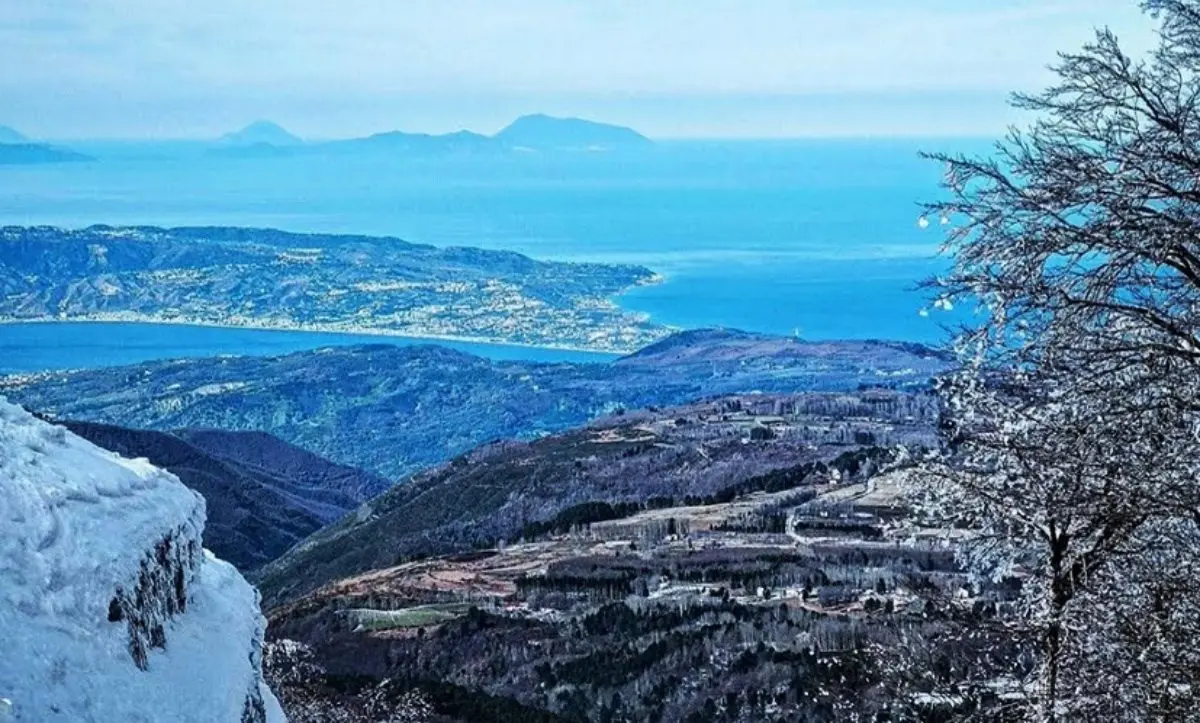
top-left (0, 224), bottom-right (663, 351)
top-left (57, 421), bottom-right (390, 571)
top-left (255, 390), bottom-right (939, 607)
top-left (1, 330), bottom-right (950, 478)
top-left (615, 327), bottom-right (950, 372)
top-left (258, 397), bottom-right (1009, 722)
top-left (0, 398), bottom-right (283, 722)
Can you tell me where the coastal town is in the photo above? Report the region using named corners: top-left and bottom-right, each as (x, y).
top-left (0, 225), bottom-right (669, 353)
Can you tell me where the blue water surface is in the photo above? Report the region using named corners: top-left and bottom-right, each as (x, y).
top-left (0, 139), bottom-right (984, 369)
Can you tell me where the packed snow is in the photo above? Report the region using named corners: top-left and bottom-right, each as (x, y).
top-left (0, 397), bottom-right (284, 722)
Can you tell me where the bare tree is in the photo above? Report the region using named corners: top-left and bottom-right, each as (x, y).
top-left (910, 1), bottom-right (1200, 720)
top-left (910, 370), bottom-right (1196, 720)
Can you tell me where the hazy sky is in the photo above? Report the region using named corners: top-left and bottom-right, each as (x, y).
top-left (2, 0), bottom-right (1159, 140)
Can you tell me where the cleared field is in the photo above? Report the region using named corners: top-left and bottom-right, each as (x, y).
top-left (344, 603), bottom-right (472, 631)
top-left (812, 470), bottom-right (910, 507)
top-left (589, 487), bottom-right (822, 536)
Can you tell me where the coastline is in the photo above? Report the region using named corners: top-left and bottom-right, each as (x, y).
top-left (0, 315), bottom-right (662, 357)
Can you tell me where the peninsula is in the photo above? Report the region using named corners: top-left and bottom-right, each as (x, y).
top-left (0, 225), bottom-right (667, 352)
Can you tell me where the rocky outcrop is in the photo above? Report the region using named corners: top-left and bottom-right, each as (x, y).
top-left (0, 397), bottom-right (284, 722)
top-left (106, 528), bottom-right (202, 670)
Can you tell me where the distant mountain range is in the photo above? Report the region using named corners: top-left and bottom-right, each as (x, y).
top-left (0, 124), bottom-right (93, 165)
top-left (208, 114), bottom-right (652, 159)
top-left (0, 116), bottom-right (651, 163)
top-left (57, 420), bottom-right (390, 571)
top-left (316, 128), bottom-right (498, 156)
top-left (1, 329), bottom-right (949, 479)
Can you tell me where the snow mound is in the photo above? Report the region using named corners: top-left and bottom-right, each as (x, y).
top-left (0, 397), bottom-right (284, 722)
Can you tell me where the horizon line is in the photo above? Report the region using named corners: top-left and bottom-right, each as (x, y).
top-left (25, 131), bottom-right (1004, 144)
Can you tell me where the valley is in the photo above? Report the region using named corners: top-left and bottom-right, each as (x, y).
top-left (257, 393), bottom-right (1007, 722)
top-left (9, 0), bottom-right (1195, 717)
top-left (0, 221), bottom-right (966, 723)
top-left (254, 389), bottom-right (939, 604)
top-left (0, 303), bottom-right (1005, 723)
top-left (0, 315), bottom-right (963, 721)
top-left (54, 420), bottom-right (390, 571)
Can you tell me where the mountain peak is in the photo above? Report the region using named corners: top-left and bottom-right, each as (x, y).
top-left (494, 114), bottom-right (651, 149)
top-left (219, 120), bottom-right (302, 147)
top-left (0, 124), bottom-right (28, 144)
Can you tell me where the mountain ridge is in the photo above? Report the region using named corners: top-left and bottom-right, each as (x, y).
top-left (257, 392), bottom-right (969, 723)
top-left (1, 328), bottom-right (950, 479)
top-left (57, 420), bottom-right (391, 571)
top-left (495, 113), bottom-right (652, 149)
top-left (209, 114), bottom-right (651, 158)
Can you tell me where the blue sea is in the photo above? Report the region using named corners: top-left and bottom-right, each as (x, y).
top-left (0, 139), bottom-right (984, 370)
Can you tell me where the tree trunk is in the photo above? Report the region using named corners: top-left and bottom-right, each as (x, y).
top-left (1043, 530), bottom-right (1072, 723)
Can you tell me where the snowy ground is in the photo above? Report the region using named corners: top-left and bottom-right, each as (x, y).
top-left (0, 397), bottom-right (283, 722)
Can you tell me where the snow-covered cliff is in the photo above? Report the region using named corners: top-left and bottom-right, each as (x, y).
top-left (0, 398), bottom-right (284, 722)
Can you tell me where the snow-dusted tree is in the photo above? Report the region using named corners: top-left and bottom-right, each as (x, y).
top-left (909, 367), bottom-right (1198, 720)
top-left (907, 1), bottom-right (1200, 720)
top-left (1069, 517), bottom-right (1200, 719)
